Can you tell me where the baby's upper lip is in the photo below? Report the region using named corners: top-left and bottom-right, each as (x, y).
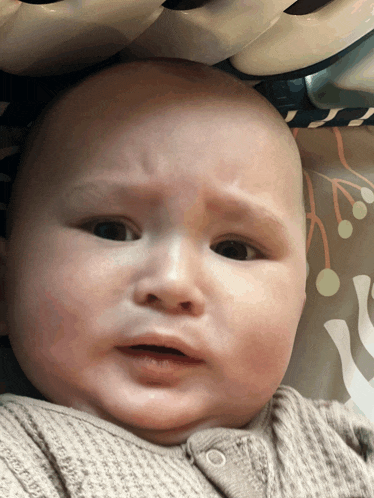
top-left (118, 332), bottom-right (204, 362)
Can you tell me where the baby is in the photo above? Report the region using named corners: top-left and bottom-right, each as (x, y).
top-left (0, 58), bottom-right (373, 498)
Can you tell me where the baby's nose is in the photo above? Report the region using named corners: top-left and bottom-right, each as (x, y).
top-left (133, 237), bottom-right (206, 315)
top-left (144, 293), bottom-right (193, 313)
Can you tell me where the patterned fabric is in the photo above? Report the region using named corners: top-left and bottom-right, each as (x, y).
top-left (283, 125), bottom-right (374, 422)
top-left (282, 107), bottom-right (374, 128)
top-left (1, 385), bottom-right (374, 498)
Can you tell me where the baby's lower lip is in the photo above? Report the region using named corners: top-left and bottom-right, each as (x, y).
top-left (118, 346), bottom-right (202, 364)
top-left (117, 346), bottom-right (203, 379)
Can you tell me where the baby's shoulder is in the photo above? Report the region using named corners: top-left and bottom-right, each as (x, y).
top-left (0, 393), bottom-right (42, 446)
top-left (273, 385), bottom-right (374, 463)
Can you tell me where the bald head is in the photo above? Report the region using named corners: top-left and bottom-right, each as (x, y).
top-left (18, 58), bottom-right (296, 160)
top-left (7, 58), bottom-right (306, 241)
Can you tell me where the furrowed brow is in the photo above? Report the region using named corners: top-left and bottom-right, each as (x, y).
top-left (62, 181), bottom-right (155, 209)
top-left (206, 193), bottom-right (290, 238)
top-left (63, 180), bottom-right (292, 241)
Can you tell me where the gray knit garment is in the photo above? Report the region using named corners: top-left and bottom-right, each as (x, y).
top-left (1, 385), bottom-right (373, 497)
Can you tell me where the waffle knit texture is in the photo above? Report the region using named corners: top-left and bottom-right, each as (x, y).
top-left (1, 384), bottom-right (374, 498)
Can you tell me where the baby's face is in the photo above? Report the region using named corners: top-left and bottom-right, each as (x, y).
top-left (1, 66), bottom-right (306, 445)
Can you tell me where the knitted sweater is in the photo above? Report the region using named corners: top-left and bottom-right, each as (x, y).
top-left (1, 385), bottom-right (373, 498)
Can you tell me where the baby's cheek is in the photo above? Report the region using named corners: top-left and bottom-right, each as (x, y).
top-left (231, 286), bottom-right (300, 377)
top-left (252, 294), bottom-right (302, 378)
top-left (21, 290), bottom-right (80, 368)
top-left (245, 323), bottom-right (293, 377)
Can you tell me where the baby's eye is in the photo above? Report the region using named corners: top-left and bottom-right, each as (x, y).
top-left (84, 220), bottom-right (139, 241)
top-left (211, 240), bottom-right (258, 261)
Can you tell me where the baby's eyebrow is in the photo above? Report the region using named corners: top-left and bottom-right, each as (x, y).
top-left (63, 180), bottom-right (291, 241)
top-left (205, 193), bottom-right (292, 244)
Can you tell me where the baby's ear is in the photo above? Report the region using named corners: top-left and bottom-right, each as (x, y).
top-left (0, 237), bottom-right (7, 336)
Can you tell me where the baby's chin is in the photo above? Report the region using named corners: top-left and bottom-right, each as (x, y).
top-left (119, 418), bottom-right (240, 447)
top-left (98, 407), bottom-right (259, 447)
top-left (128, 423), bottom-right (205, 446)
top-left (90, 409), bottom-right (216, 446)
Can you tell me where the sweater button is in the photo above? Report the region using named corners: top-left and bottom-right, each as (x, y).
top-left (206, 449), bottom-right (226, 467)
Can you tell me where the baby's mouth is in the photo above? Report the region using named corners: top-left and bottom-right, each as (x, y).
top-left (117, 344), bottom-right (203, 367)
top-left (128, 344), bottom-right (187, 357)
top-left (116, 339), bottom-right (205, 382)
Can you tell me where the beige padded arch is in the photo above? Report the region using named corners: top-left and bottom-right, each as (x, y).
top-left (0, 0), bottom-right (164, 76)
top-left (0, 0), bottom-right (373, 77)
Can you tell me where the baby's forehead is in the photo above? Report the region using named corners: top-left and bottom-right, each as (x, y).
top-left (8, 61), bottom-right (305, 245)
top-left (41, 62), bottom-right (282, 137)
top-left (21, 61), bottom-right (303, 203)
top-left (65, 110), bottom-right (300, 229)
top-left (30, 85), bottom-right (300, 211)
top-left (56, 80), bottom-right (294, 164)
